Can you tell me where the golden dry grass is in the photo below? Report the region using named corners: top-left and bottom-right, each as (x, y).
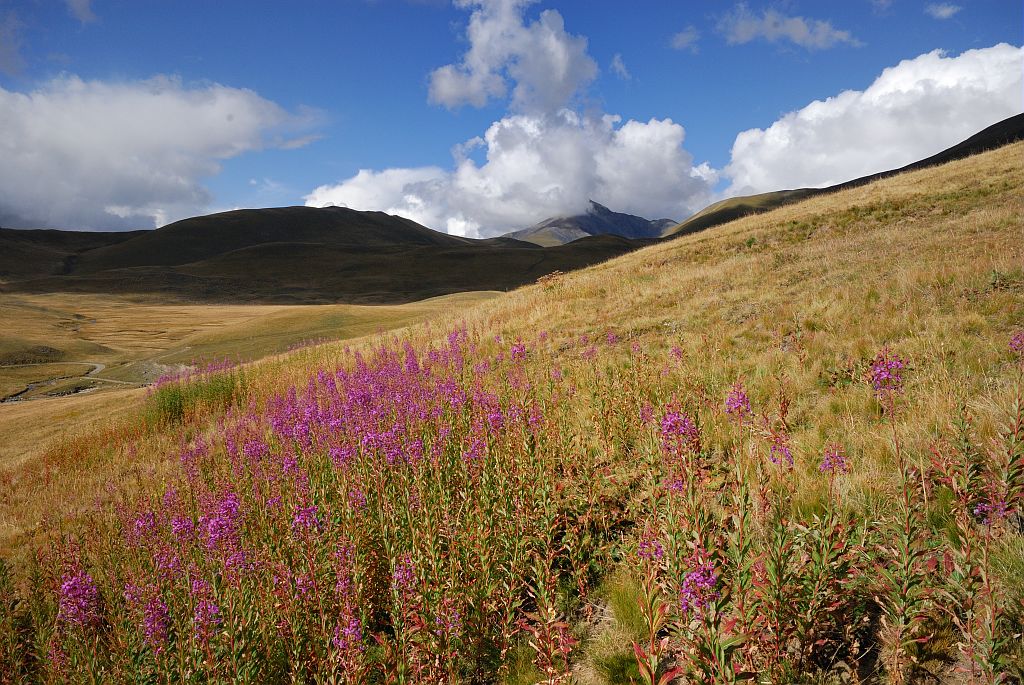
top-left (0, 292), bottom-right (498, 559)
top-left (0, 291), bottom-right (500, 392)
top-left (0, 143), bottom-right (1021, 684)
top-left (1, 142), bottom-right (1020, 573)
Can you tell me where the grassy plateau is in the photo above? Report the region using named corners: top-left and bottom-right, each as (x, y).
top-left (0, 142), bottom-right (1022, 684)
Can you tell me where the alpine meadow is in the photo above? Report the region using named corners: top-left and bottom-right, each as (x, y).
top-left (0, 1), bottom-right (1022, 684)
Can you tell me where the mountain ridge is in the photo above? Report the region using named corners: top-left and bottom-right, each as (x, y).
top-left (663, 111), bottom-right (1024, 238)
top-left (0, 207), bottom-right (647, 304)
top-left (2, 114), bottom-right (1020, 304)
top-left (505, 200), bottom-right (675, 246)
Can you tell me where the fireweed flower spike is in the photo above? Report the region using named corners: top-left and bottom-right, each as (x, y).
top-left (1011, 329), bottom-right (1024, 360)
top-left (58, 564), bottom-right (102, 630)
top-left (725, 380), bottom-right (752, 419)
top-left (768, 432), bottom-right (794, 467)
top-left (637, 537), bottom-right (665, 562)
top-left (678, 552), bottom-right (720, 619)
top-left (191, 578), bottom-right (221, 645)
top-left (869, 348), bottom-right (905, 398)
top-left (660, 408), bottom-right (701, 457)
top-left (973, 499), bottom-right (1009, 526)
top-left (333, 616), bottom-right (363, 651)
top-left (392, 555), bottom-right (416, 593)
top-left (292, 503), bottom-right (321, 531)
top-left (820, 442), bottom-right (850, 474)
top-left (142, 595), bottom-right (172, 652)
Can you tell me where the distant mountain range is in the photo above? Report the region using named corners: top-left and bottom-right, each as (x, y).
top-left (1, 113), bottom-right (1020, 304)
top-left (0, 207), bottom-right (642, 304)
top-left (504, 201), bottom-right (675, 246)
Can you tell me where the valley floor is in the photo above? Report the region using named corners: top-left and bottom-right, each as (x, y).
top-left (0, 291), bottom-right (497, 467)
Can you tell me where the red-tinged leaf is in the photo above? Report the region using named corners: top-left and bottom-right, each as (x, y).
top-left (657, 667), bottom-right (683, 685)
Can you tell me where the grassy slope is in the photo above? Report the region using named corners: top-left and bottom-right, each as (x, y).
top-left (0, 143), bottom-right (1020, 681)
top-left (661, 188), bottom-right (818, 238)
top-left (663, 112), bottom-right (1024, 239)
top-left (6, 139), bottom-right (1019, 562)
top-left (0, 291), bottom-right (498, 469)
top-left (332, 140), bottom-right (1020, 515)
top-left (0, 228), bottom-right (144, 282)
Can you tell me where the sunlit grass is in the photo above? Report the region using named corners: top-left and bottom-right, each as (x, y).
top-left (0, 143), bottom-right (1020, 683)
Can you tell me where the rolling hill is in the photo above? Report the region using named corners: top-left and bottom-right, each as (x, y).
top-left (0, 228), bottom-right (145, 281)
top-left (0, 207), bottom-right (645, 304)
top-left (2, 114), bottom-right (1020, 306)
top-left (663, 111), bottom-right (1024, 237)
top-left (505, 200), bottom-right (675, 246)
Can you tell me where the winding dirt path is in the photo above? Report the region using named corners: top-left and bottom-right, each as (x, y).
top-left (0, 361), bottom-right (135, 403)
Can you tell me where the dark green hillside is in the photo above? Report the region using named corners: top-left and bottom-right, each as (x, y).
top-left (5, 231), bottom-right (645, 304)
top-left (0, 228), bottom-right (145, 280)
top-left (71, 206), bottom-right (474, 274)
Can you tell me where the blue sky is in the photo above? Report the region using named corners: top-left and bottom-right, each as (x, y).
top-left (0, 0), bottom-right (1021, 234)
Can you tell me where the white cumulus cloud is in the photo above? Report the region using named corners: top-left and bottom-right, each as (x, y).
top-left (309, 0), bottom-right (714, 236)
top-left (0, 75), bottom-right (319, 230)
top-left (724, 43), bottom-right (1024, 195)
top-left (307, 111), bottom-right (713, 237)
top-left (427, 0), bottom-right (597, 113)
top-left (719, 4), bottom-right (861, 50)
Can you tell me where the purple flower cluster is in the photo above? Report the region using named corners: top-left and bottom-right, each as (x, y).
top-left (725, 381), bottom-right (752, 419)
top-left (392, 555), bottom-right (416, 593)
top-left (58, 565), bottom-right (102, 630)
top-left (191, 578), bottom-right (221, 644)
top-left (142, 595), bottom-right (171, 652)
top-left (660, 408), bottom-right (701, 457)
top-left (171, 514), bottom-right (196, 541)
top-left (433, 599), bottom-right (463, 639)
top-left (973, 499), bottom-right (1009, 526)
top-left (637, 537), bottom-right (664, 561)
top-left (333, 616), bottom-right (363, 652)
top-left (1011, 330), bottom-right (1024, 356)
top-left (201, 490), bottom-right (242, 552)
top-left (869, 349), bottom-right (906, 397)
top-left (768, 432), bottom-right (794, 467)
top-left (347, 487), bottom-right (367, 511)
top-left (292, 504), bottom-right (321, 531)
top-left (819, 442), bottom-right (850, 474)
top-left (679, 555), bottom-right (720, 618)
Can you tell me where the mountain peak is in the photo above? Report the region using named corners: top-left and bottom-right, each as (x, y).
top-left (505, 203), bottom-right (676, 246)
